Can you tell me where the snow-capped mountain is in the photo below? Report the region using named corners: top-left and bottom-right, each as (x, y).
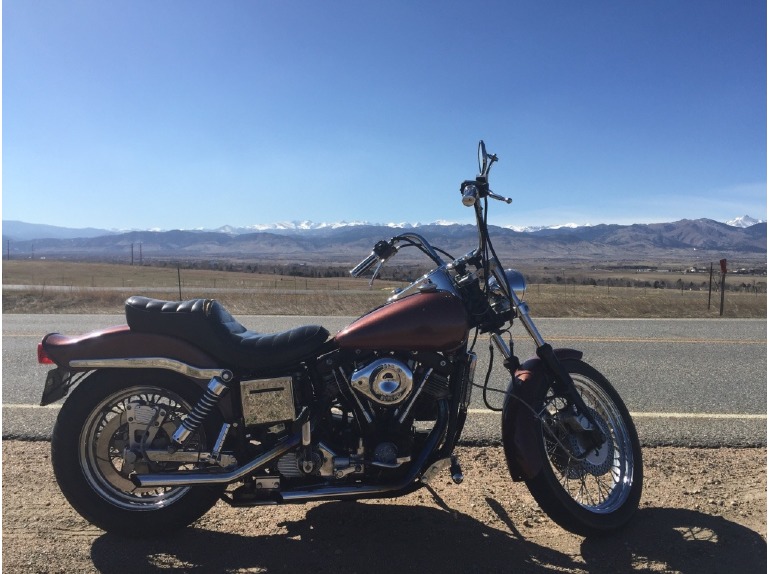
top-left (3, 215), bottom-right (764, 242)
top-left (504, 222), bottom-right (590, 233)
top-left (215, 220), bottom-right (370, 233)
top-left (725, 215), bottom-right (765, 228)
top-left (218, 215), bottom-right (765, 235)
top-left (213, 220), bottom-right (460, 234)
top-left (4, 216), bottom-right (765, 261)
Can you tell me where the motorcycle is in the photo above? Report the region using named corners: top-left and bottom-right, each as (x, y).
top-left (38, 141), bottom-right (642, 538)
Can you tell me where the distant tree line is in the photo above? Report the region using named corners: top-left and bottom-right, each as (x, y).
top-left (530, 274), bottom-right (765, 293)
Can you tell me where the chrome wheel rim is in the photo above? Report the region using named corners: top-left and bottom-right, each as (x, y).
top-left (79, 385), bottom-right (205, 511)
top-left (541, 374), bottom-right (636, 514)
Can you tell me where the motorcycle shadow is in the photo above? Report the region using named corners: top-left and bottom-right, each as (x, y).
top-left (90, 500), bottom-right (580, 573)
top-left (580, 507), bottom-right (767, 573)
top-left (89, 501), bottom-right (766, 573)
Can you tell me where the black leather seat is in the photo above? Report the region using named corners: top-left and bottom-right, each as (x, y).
top-left (125, 296), bottom-right (329, 371)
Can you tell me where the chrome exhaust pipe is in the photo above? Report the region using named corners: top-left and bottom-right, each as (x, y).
top-left (133, 434), bottom-right (301, 488)
top-left (134, 400), bottom-right (448, 493)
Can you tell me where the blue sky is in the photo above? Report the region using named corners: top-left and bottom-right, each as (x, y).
top-left (3, 1), bottom-right (767, 231)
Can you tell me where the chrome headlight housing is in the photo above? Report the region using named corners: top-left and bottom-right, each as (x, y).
top-left (487, 268), bottom-right (527, 298)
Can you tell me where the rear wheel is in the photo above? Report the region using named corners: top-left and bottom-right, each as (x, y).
top-left (522, 359), bottom-right (643, 536)
top-left (51, 370), bottom-right (225, 537)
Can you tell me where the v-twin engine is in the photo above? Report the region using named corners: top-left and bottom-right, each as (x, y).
top-left (350, 358), bottom-right (413, 405)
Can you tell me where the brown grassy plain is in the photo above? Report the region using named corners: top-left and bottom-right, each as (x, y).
top-left (2, 259), bottom-right (766, 318)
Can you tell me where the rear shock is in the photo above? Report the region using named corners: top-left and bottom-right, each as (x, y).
top-left (172, 371), bottom-right (233, 446)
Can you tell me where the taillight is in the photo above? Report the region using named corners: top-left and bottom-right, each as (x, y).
top-left (37, 343), bottom-right (54, 365)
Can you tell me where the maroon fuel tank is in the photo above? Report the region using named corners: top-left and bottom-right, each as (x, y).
top-left (335, 291), bottom-right (469, 352)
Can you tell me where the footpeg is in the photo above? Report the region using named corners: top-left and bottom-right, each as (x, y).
top-left (420, 457), bottom-right (451, 484)
top-left (450, 455), bottom-right (463, 484)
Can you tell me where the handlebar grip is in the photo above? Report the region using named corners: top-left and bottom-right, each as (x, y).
top-left (461, 184), bottom-right (478, 207)
top-left (350, 252), bottom-right (379, 277)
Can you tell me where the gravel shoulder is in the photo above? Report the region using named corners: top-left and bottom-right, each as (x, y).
top-left (2, 441), bottom-right (766, 573)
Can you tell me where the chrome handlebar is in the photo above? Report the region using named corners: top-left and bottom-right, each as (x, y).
top-left (350, 252), bottom-right (379, 278)
top-left (352, 142), bottom-right (511, 295)
top-left (488, 191), bottom-right (513, 204)
top-left (350, 233), bottom-right (445, 280)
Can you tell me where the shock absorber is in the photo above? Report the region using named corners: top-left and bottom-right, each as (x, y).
top-left (172, 371), bottom-right (233, 446)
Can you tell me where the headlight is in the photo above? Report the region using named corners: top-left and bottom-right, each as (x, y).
top-left (488, 268), bottom-right (526, 297)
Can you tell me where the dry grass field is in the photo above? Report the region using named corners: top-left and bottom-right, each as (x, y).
top-left (2, 259), bottom-right (766, 318)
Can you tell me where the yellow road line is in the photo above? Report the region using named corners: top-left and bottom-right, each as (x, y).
top-left (6, 331), bottom-right (767, 345)
top-left (547, 336), bottom-right (766, 345)
top-left (484, 335), bottom-right (767, 345)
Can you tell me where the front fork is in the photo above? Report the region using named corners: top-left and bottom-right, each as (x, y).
top-left (493, 294), bottom-right (607, 449)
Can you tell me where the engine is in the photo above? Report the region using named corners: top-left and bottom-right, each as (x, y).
top-left (269, 351), bottom-right (455, 482)
top-left (346, 354), bottom-right (453, 423)
top-left (350, 358), bottom-right (413, 405)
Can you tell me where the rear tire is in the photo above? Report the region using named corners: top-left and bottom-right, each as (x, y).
top-left (521, 359), bottom-right (643, 536)
top-left (51, 369), bottom-right (225, 537)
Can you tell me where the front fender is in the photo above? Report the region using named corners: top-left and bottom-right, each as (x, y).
top-left (501, 348), bottom-right (582, 481)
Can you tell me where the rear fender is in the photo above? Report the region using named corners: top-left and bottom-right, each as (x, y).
top-left (501, 348), bottom-right (583, 481)
top-left (42, 325), bottom-right (219, 373)
top-left (40, 326), bottom-right (232, 418)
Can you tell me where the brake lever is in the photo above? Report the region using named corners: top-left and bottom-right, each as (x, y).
top-left (367, 241), bottom-right (404, 287)
top-left (369, 259), bottom-right (385, 288)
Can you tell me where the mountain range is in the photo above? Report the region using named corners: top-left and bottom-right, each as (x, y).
top-left (3, 215), bottom-right (765, 240)
top-left (3, 216), bottom-right (766, 265)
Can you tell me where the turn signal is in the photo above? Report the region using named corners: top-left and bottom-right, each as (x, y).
top-left (37, 343), bottom-right (54, 364)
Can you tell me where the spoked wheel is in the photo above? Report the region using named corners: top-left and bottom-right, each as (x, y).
top-left (523, 359), bottom-right (643, 536)
top-left (51, 370), bottom-right (225, 537)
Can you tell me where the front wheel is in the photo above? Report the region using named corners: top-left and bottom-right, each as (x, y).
top-left (51, 369), bottom-right (226, 537)
top-left (516, 359), bottom-right (643, 536)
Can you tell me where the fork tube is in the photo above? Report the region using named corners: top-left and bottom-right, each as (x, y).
top-left (511, 292), bottom-right (546, 347)
top-left (490, 333), bottom-right (512, 360)
top-left (301, 421), bottom-right (311, 446)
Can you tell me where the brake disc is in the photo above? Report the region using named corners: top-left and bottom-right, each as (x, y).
top-left (566, 409), bottom-right (614, 478)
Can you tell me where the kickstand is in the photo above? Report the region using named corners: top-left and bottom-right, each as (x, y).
top-left (423, 484), bottom-right (452, 513)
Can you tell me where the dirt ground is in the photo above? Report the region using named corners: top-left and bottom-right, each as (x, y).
top-left (2, 441), bottom-right (766, 574)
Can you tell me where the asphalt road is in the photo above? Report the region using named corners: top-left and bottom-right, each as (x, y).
top-left (3, 314), bottom-right (766, 446)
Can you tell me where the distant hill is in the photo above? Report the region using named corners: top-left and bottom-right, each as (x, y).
top-left (3, 218), bottom-right (766, 265)
top-left (2, 220), bottom-right (118, 241)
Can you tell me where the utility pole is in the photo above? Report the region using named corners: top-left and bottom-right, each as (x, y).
top-left (707, 263), bottom-right (713, 310)
top-left (719, 259), bottom-right (727, 316)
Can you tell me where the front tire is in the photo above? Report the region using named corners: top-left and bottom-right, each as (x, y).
top-left (520, 359), bottom-right (643, 536)
top-left (51, 369), bottom-right (225, 537)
